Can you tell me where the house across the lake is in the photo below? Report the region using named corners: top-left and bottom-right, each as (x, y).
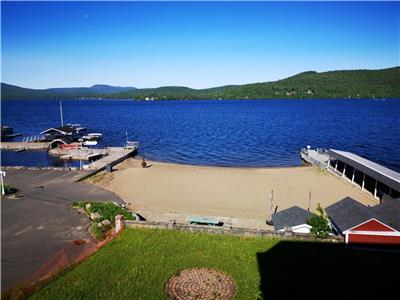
top-left (326, 197), bottom-right (400, 245)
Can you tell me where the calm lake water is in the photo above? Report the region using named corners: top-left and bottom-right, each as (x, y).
top-left (1, 99), bottom-right (400, 171)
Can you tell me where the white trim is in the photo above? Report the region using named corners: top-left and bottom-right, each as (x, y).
top-left (345, 232), bottom-right (349, 244)
top-left (40, 128), bottom-right (68, 135)
top-left (343, 218), bottom-right (398, 234)
top-left (348, 231), bottom-right (400, 237)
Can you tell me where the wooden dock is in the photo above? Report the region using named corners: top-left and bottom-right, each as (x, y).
top-left (77, 145), bottom-right (138, 180)
top-left (300, 148), bottom-right (330, 169)
top-left (0, 142), bottom-right (50, 150)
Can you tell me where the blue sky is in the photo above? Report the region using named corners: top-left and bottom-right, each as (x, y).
top-left (1, 1), bottom-right (399, 89)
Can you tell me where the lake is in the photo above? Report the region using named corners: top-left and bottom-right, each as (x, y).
top-left (1, 99), bottom-right (400, 172)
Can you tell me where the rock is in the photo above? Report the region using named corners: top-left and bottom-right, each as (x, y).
top-left (90, 212), bottom-right (101, 220)
top-left (96, 223), bottom-right (103, 228)
top-left (101, 219), bottom-right (111, 226)
top-left (85, 203), bottom-right (91, 210)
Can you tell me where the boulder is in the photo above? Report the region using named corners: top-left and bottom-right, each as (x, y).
top-left (96, 222), bottom-right (103, 228)
top-left (90, 212), bottom-right (101, 220)
top-left (101, 219), bottom-right (111, 226)
top-left (85, 203), bottom-right (92, 211)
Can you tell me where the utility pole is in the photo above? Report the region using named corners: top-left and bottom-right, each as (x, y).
top-left (266, 189), bottom-right (274, 225)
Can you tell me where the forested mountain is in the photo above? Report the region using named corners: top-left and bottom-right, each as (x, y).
top-left (2, 67), bottom-right (399, 100)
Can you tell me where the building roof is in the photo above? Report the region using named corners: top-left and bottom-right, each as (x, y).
top-left (326, 197), bottom-right (400, 233)
top-left (272, 206), bottom-right (312, 231)
top-left (370, 198), bottom-right (400, 231)
top-left (41, 126), bottom-right (77, 135)
top-left (325, 197), bottom-right (374, 233)
top-left (328, 149), bottom-right (400, 191)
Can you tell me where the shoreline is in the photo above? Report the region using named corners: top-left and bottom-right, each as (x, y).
top-left (93, 157), bottom-right (377, 226)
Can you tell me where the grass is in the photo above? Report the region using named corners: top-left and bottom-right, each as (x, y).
top-left (28, 228), bottom-right (399, 300)
top-left (72, 201), bottom-right (134, 240)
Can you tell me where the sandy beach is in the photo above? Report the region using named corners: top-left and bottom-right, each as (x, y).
top-left (92, 158), bottom-right (377, 225)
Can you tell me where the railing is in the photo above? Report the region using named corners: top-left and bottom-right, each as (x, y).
top-left (22, 135), bottom-right (46, 142)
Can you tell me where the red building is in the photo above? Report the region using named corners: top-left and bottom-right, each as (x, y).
top-left (326, 197), bottom-right (400, 245)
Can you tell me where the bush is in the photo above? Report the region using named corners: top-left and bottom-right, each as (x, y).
top-left (307, 203), bottom-right (331, 239)
top-left (71, 201), bottom-right (135, 240)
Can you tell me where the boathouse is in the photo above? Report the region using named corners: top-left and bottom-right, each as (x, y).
top-left (326, 197), bottom-right (400, 245)
top-left (326, 149), bottom-right (400, 201)
top-left (40, 125), bottom-right (83, 136)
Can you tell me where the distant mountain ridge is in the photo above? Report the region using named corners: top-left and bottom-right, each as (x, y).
top-left (0, 84), bottom-right (136, 100)
top-left (2, 67), bottom-right (399, 100)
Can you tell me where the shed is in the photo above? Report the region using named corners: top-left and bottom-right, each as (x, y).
top-left (271, 206), bottom-right (312, 233)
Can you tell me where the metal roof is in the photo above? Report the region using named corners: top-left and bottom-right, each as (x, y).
top-left (271, 206), bottom-right (312, 231)
top-left (328, 149), bottom-right (400, 191)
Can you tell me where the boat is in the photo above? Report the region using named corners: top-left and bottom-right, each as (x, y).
top-left (82, 133), bottom-right (102, 141)
top-left (1, 126), bottom-right (22, 140)
top-left (70, 124), bottom-right (87, 133)
top-left (83, 140), bottom-right (98, 146)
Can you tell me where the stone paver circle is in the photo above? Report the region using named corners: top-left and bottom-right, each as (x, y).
top-left (165, 268), bottom-right (236, 300)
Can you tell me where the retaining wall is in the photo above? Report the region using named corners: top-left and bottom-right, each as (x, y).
top-left (125, 220), bottom-right (344, 243)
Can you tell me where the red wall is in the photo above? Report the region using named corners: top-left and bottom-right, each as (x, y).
top-left (348, 233), bottom-right (400, 245)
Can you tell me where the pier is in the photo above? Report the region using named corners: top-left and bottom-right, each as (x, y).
top-left (300, 147), bottom-right (400, 202)
top-left (0, 142), bottom-right (50, 150)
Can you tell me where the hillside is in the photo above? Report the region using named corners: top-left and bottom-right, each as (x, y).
top-left (2, 67), bottom-right (399, 100)
top-left (0, 84), bottom-right (136, 100)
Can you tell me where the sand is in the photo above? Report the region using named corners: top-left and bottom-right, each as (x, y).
top-left (94, 158), bottom-right (377, 224)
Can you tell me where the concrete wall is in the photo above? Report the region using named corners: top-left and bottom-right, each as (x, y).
top-left (0, 142), bottom-right (49, 150)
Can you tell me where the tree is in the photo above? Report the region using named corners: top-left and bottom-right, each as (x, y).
top-left (307, 203), bottom-right (331, 239)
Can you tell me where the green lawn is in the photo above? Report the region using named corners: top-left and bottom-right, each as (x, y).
top-left (30, 228), bottom-right (399, 300)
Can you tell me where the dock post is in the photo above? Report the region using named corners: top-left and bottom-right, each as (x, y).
top-left (335, 160), bottom-right (338, 171)
top-left (342, 163), bottom-right (346, 178)
top-left (374, 180), bottom-right (378, 198)
top-left (351, 169), bottom-right (355, 183)
top-left (361, 173), bottom-right (365, 190)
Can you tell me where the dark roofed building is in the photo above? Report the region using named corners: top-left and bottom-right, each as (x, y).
top-left (370, 198), bottom-right (400, 231)
top-left (41, 126), bottom-right (79, 136)
top-left (271, 206), bottom-right (312, 233)
top-left (326, 197), bottom-right (400, 245)
top-left (325, 197), bottom-right (373, 234)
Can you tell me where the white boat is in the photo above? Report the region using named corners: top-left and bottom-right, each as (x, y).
top-left (83, 140), bottom-right (98, 146)
top-left (82, 133), bottom-right (102, 141)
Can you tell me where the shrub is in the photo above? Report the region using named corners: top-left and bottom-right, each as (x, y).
top-left (71, 201), bottom-right (135, 240)
top-left (307, 203), bottom-right (331, 239)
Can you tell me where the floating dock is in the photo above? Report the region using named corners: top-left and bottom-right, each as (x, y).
top-left (300, 147), bottom-right (400, 202)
